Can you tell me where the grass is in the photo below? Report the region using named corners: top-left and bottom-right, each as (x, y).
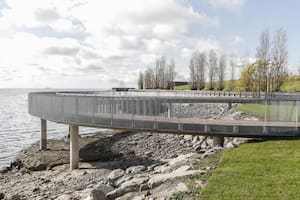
top-left (280, 75), bottom-right (300, 91)
top-left (201, 140), bottom-right (300, 200)
top-left (175, 75), bottom-right (300, 92)
top-left (237, 103), bottom-right (299, 121)
top-left (175, 84), bottom-right (191, 90)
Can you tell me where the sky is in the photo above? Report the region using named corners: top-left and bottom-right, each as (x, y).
top-left (0, 0), bottom-right (299, 88)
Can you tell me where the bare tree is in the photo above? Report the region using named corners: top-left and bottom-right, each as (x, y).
top-left (208, 50), bottom-right (218, 90)
top-left (196, 52), bottom-right (206, 90)
top-left (256, 29), bottom-right (271, 93)
top-left (229, 53), bottom-right (236, 91)
top-left (166, 59), bottom-right (176, 89)
top-left (144, 68), bottom-right (154, 89)
top-left (137, 72), bottom-right (144, 89)
top-left (271, 29), bottom-right (288, 91)
top-left (189, 52), bottom-right (198, 90)
top-left (217, 54), bottom-right (226, 90)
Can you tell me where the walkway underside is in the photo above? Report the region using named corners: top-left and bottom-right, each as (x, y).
top-left (51, 113), bottom-right (298, 137)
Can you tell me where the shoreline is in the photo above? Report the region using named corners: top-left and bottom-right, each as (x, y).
top-left (0, 129), bottom-right (253, 200)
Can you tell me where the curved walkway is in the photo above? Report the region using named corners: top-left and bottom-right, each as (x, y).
top-left (28, 90), bottom-right (300, 169)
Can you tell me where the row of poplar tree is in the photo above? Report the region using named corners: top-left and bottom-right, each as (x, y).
top-left (138, 28), bottom-right (288, 92)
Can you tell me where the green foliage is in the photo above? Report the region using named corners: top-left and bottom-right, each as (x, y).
top-left (240, 64), bottom-right (256, 92)
top-left (201, 140), bottom-right (300, 200)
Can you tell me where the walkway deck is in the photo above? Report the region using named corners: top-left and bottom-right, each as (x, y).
top-left (28, 90), bottom-right (300, 169)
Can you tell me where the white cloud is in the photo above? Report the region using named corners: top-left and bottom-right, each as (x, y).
top-left (0, 0), bottom-right (222, 88)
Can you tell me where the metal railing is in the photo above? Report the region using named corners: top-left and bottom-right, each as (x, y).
top-left (28, 90), bottom-right (300, 137)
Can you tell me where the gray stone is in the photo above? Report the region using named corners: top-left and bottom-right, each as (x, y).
top-left (95, 183), bottom-right (114, 194)
top-left (106, 177), bottom-right (149, 199)
top-left (225, 142), bottom-right (236, 149)
top-left (183, 135), bottom-right (193, 141)
top-left (10, 194), bottom-right (21, 200)
top-left (192, 136), bottom-right (199, 144)
top-left (125, 165), bottom-right (146, 175)
top-left (108, 169), bottom-right (125, 180)
top-left (175, 182), bottom-right (189, 192)
top-left (148, 166), bottom-right (204, 188)
top-left (80, 188), bottom-right (105, 200)
top-left (55, 194), bottom-right (73, 200)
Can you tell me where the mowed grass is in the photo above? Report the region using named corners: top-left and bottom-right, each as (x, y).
top-left (201, 140), bottom-right (300, 200)
top-left (237, 103), bottom-right (300, 121)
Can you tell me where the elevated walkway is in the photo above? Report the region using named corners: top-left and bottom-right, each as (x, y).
top-left (28, 90), bottom-right (300, 169)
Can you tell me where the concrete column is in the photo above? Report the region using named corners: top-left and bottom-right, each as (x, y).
top-left (212, 136), bottom-right (224, 147)
top-left (167, 103), bottom-right (172, 118)
top-left (70, 124), bottom-right (79, 170)
top-left (40, 119), bottom-right (47, 150)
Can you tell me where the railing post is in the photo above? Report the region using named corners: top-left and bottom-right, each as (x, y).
top-left (40, 119), bottom-right (47, 150)
top-left (70, 124), bottom-right (79, 170)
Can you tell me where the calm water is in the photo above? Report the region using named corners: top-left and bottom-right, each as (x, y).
top-left (0, 89), bottom-right (104, 169)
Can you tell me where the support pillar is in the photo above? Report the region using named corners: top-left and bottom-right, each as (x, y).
top-left (167, 103), bottom-right (172, 118)
top-left (70, 124), bottom-right (79, 170)
top-left (40, 119), bottom-right (47, 150)
top-left (212, 136), bottom-right (224, 147)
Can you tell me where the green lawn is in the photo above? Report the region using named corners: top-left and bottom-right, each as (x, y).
top-left (237, 103), bottom-right (300, 121)
top-left (201, 140), bottom-right (300, 200)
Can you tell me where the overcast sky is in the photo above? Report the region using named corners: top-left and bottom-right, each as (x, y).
top-left (0, 0), bottom-right (299, 88)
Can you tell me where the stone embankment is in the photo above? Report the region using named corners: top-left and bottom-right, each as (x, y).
top-left (0, 103), bottom-right (258, 200)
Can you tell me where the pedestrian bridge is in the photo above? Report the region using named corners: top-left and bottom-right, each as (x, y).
top-left (28, 90), bottom-right (300, 169)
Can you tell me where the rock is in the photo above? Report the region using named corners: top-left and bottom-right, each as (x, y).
top-left (106, 176), bottom-right (149, 199)
top-left (95, 183), bottom-right (114, 194)
top-left (154, 164), bottom-right (171, 173)
top-left (192, 136), bottom-right (199, 144)
top-left (132, 194), bottom-right (146, 200)
top-left (10, 194), bottom-right (21, 200)
top-left (81, 188), bottom-right (105, 200)
top-left (148, 166), bottom-right (204, 189)
top-left (225, 142), bottom-right (236, 149)
top-left (125, 165), bottom-right (146, 175)
top-left (55, 194), bottom-right (73, 200)
top-left (183, 135), bottom-right (193, 141)
top-left (175, 182), bottom-right (189, 192)
top-left (0, 193), bottom-right (4, 200)
top-left (108, 169), bottom-right (125, 180)
top-left (200, 142), bottom-right (208, 149)
top-left (115, 175), bottom-right (133, 187)
top-left (168, 153), bottom-right (200, 167)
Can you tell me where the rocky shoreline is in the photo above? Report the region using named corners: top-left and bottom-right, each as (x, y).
top-left (0, 104), bottom-right (259, 200)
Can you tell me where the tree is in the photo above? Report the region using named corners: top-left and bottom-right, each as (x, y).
top-left (256, 29), bottom-right (271, 92)
top-left (166, 59), bottom-right (176, 89)
top-left (271, 29), bottom-right (288, 91)
top-left (229, 53), bottom-right (236, 91)
top-left (144, 68), bottom-right (154, 89)
top-left (189, 52), bottom-right (198, 90)
top-left (196, 52), bottom-right (206, 90)
top-left (137, 72), bottom-right (144, 89)
top-left (208, 50), bottom-right (218, 90)
top-left (240, 64), bottom-right (256, 92)
top-left (143, 56), bottom-right (176, 90)
top-left (217, 54), bottom-right (226, 90)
